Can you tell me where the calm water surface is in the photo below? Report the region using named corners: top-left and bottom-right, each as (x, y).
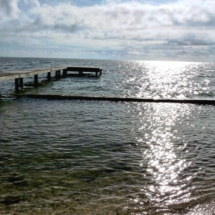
top-left (1, 58), bottom-right (215, 214)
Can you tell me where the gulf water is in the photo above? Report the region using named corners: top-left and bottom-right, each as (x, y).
top-left (1, 57), bottom-right (215, 214)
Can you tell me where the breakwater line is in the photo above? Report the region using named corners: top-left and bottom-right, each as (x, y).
top-left (24, 94), bottom-right (215, 105)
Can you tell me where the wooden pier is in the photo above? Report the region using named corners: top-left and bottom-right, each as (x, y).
top-left (0, 66), bottom-right (102, 92)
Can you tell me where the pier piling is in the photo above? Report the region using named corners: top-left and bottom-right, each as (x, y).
top-left (55, 70), bottom-right (61, 79)
top-left (34, 75), bottom-right (38, 87)
top-left (63, 69), bottom-right (67, 78)
top-left (15, 78), bottom-right (19, 92)
top-left (47, 72), bottom-right (51, 81)
top-left (15, 78), bottom-right (24, 92)
top-left (19, 78), bottom-right (24, 88)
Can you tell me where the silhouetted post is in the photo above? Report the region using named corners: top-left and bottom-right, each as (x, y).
top-left (19, 78), bottom-right (24, 88)
top-left (55, 70), bottom-right (61, 79)
top-left (15, 78), bottom-right (19, 92)
top-left (47, 72), bottom-right (51, 81)
top-left (63, 69), bottom-right (67, 78)
top-left (34, 74), bottom-right (38, 87)
top-left (59, 70), bottom-right (61, 78)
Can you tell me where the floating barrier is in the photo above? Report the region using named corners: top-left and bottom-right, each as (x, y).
top-left (25, 94), bottom-right (215, 105)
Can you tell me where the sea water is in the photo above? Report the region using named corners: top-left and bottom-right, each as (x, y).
top-left (1, 57), bottom-right (215, 214)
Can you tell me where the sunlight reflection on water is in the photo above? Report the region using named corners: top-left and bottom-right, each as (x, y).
top-left (129, 103), bottom-right (197, 214)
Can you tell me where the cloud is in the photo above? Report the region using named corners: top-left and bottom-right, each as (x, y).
top-left (0, 0), bottom-right (20, 19)
top-left (0, 0), bottom-right (215, 60)
top-left (23, 0), bottom-right (40, 7)
top-left (9, 0), bottom-right (215, 38)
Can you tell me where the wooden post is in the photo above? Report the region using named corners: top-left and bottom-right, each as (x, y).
top-left (34, 74), bottom-right (38, 87)
top-left (58, 70), bottom-right (61, 78)
top-left (79, 71), bottom-right (83, 76)
top-left (63, 69), bottom-right (67, 78)
top-left (15, 78), bottom-right (19, 92)
top-left (19, 78), bottom-right (24, 88)
top-left (55, 70), bottom-right (61, 79)
top-left (47, 72), bottom-right (51, 81)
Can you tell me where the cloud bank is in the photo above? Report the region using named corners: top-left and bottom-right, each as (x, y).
top-left (0, 0), bottom-right (215, 61)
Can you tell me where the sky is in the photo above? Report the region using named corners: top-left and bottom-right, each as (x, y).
top-left (0, 0), bottom-right (215, 61)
